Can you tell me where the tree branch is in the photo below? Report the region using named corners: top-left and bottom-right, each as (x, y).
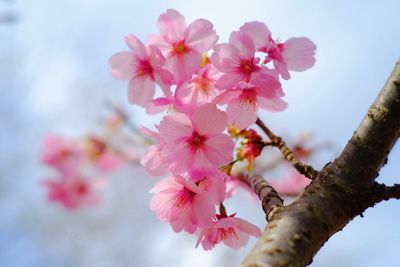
top-left (369, 182), bottom-right (400, 203)
top-left (241, 61), bottom-right (400, 267)
top-left (256, 118), bottom-right (319, 180)
top-left (243, 175), bottom-right (284, 218)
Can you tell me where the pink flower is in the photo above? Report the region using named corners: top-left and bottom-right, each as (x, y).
top-left (240, 21), bottom-right (316, 80)
top-left (149, 9), bottom-right (218, 82)
top-left (109, 35), bottom-right (172, 106)
top-left (150, 175), bottom-right (216, 233)
top-left (196, 214), bottom-right (262, 250)
top-left (174, 64), bottom-right (222, 115)
top-left (41, 135), bottom-right (82, 175)
top-left (214, 75), bottom-right (287, 129)
top-left (269, 170), bottom-right (311, 196)
top-left (96, 152), bottom-right (124, 172)
top-left (84, 136), bottom-right (124, 172)
top-left (43, 174), bottom-right (104, 210)
top-left (158, 103), bottom-right (234, 180)
top-left (211, 30), bottom-right (275, 89)
top-left (140, 127), bottom-right (169, 177)
top-left (197, 171), bottom-right (228, 204)
top-left (145, 64), bottom-right (222, 115)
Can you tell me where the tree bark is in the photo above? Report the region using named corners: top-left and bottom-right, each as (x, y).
top-left (241, 61), bottom-right (400, 267)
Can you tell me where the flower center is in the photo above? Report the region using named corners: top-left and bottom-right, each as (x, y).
top-left (239, 60), bottom-right (255, 74)
top-left (57, 148), bottom-right (72, 160)
top-left (200, 54), bottom-right (211, 67)
top-left (218, 227), bottom-right (239, 241)
top-left (172, 40), bottom-right (189, 56)
top-left (72, 180), bottom-right (88, 195)
top-left (173, 189), bottom-right (194, 208)
top-left (136, 59), bottom-right (154, 79)
top-left (236, 57), bottom-right (260, 81)
top-left (194, 77), bottom-right (212, 95)
top-left (86, 137), bottom-right (106, 161)
top-left (239, 90), bottom-right (258, 111)
top-left (187, 131), bottom-right (207, 150)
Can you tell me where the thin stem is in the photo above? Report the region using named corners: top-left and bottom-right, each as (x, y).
top-left (256, 118), bottom-right (319, 180)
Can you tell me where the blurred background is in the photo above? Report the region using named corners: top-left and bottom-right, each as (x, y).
top-left (1, 0), bottom-right (400, 266)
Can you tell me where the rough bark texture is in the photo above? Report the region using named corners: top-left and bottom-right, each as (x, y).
top-left (247, 175), bottom-right (283, 216)
top-left (241, 61), bottom-right (400, 267)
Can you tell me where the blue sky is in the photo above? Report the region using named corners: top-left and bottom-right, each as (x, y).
top-left (1, 1), bottom-right (399, 266)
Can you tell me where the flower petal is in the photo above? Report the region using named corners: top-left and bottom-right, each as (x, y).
top-left (127, 76), bottom-right (155, 106)
top-left (191, 103), bottom-right (227, 136)
top-left (109, 51), bottom-right (134, 80)
top-left (158, 112), bottom-right (193, 141)
top-left (157, 9), bottom-right (186, 40)
top-left (239, 21), bottom-right (271, 50)
top-left (141, 145), bottom-right (169, 176)
top-left (214, 73), bottom-right (243, 89)
top-left (226, 100), bottom-right (258, 129)
top-left (203, 134), bottom-right (234, 167)
top-left (125, 35), bottom-right (148, 58)
top-left (165, 51), bottom-right (201, 82)
top-left (258, 96), bottom-right (287, 112)
top-left (213, 89), bottom-right (242, 105)
top-left (185, 19), bottom-right (218, 52)
top-left (211, 43), bottom-right (240, 73)
top-left (229, 31), bottom-right (255, 58)
top-left (282, 37), bottom-right (316, 71)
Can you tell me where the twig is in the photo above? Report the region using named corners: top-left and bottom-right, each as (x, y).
top-left (370, 182), bottom-right (400, 202)
top-left (256, 118), bottom-right (319, 180)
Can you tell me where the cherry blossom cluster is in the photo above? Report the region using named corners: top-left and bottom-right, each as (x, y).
top-left (109, 9), bottom-right (316, 250)
top-left (41, 111), bottom-right (136, 210)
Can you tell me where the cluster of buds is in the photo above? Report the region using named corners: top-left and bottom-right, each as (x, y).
top-left (237, 129), bottom-right (264, 170)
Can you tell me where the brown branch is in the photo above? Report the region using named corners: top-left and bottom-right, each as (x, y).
top-left (241, 61), bottom-right (400, 267)
top-left (369, 182), bottom-right (400, 203)
top-left (256, 118), bottom-right (319, 180)
top-left (245, 175), bottom-right (284, 219)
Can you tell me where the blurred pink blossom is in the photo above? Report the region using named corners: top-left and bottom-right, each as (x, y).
top-left (43, 175), bottom-right (104, 210)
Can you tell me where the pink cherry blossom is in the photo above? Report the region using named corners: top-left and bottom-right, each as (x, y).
top-left (158, 103), bottom-right (234, 180)
top-left (150, 175), bottom-right (216, 233)
top-left (240, 21), bottom-right (316, 80)
top-left (41, 134), bottom-right (82, 175)
top-left (211, 30), bottom-right (275, 89)
top-left (146, 64), bottom-right (222, 115)
top-left (109, 35), bottom-right (172, 106)
top-left (84, 136), bottom-right (124, 172)
top-left (149, 9), bottom-right (218, 82)
top-left (43, 174), bottom-right (104, 210)
top-left (196, 214), bottom-right (262, 250)
top-left (140, 127), bottom-right (169, 176)
top-left (214, 74), bottom-right (287, 129)
top-left (174, 64), bottom-right (222, 115)
top-left (197, 171), bottom-right (228, 204)
top-left (96, 152), bottom-right (124, 172)
top-left (270, 170), bottom-right (311, 196)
